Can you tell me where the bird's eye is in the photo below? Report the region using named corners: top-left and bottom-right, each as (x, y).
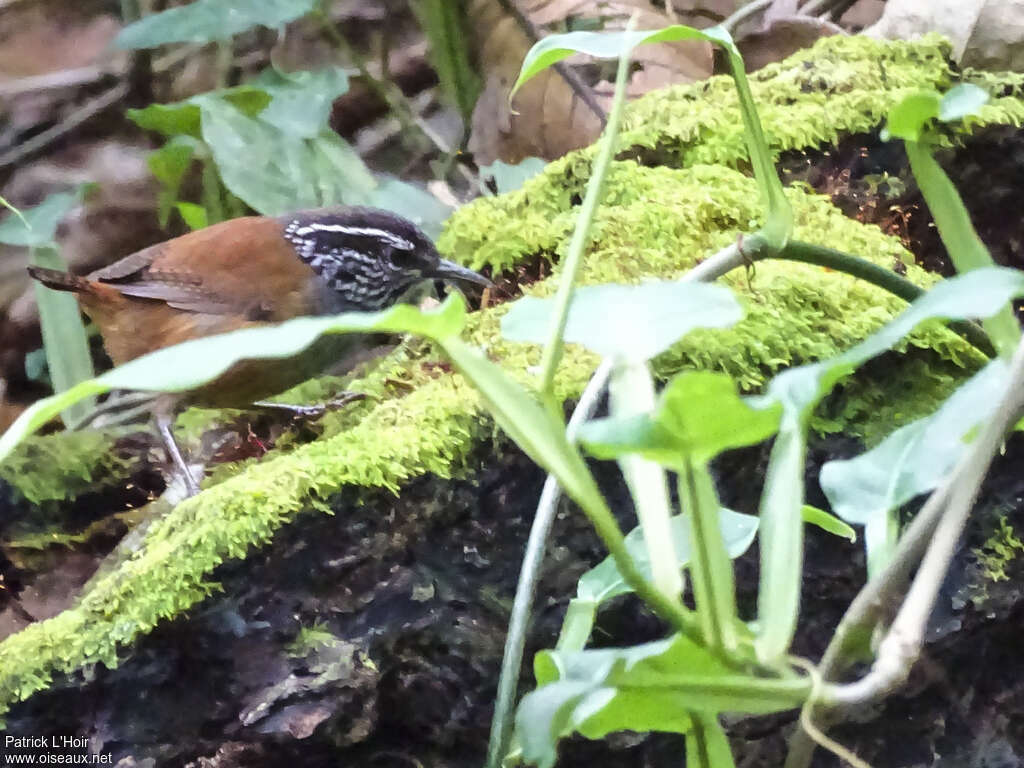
top-left (387, 246), bottom-right (420, 271)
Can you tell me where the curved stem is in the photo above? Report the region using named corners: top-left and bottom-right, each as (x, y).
top-left (778, 241), bottom-right (995, 356)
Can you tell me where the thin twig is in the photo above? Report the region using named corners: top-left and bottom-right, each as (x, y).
top-left (494, 0), bottom-right (606, 126)
top-left (722, 0), bottom-right (774, 32)
top-left (0, 82), bottom-right (130, 171)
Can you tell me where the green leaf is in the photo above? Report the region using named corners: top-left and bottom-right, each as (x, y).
top-left (175, 202), bottom-right (209, 231)
top-left (882, 85), bottom-right (989, 142)
top-left (0, 188), bottom-right (86, 247)
top-left (511, 26), bottom-right (735, 98)
top-left (414, 0), bottom-right (480, 120)
top-left (480, 158), bottom-right (547, 195)
top-left (764, 268), bottom-right (1024, 418)
top-left (502, 281), bottom-right (742, 364)
top-left (516, 634), bottom-right (809, 767)
top-left (368, 178), bottom-right (453, 241)
top-left (250, 67), bottom-right (350, 139)
top-left (580, 371), bottom-right (780, 465)
top-left (127, 87), bottom-right (271, 138)
top-left (577, 509), bottom-right (758, 605)
top-left (0, 297), bottom-right (467, 463)
top-left (882, 91), bottom-right (940, 143)
top-left (938, 83), bottom-right (989, 122)
top-left (149, 136), bottom-right (199, 227)
top-left (31, 246), bottom-right (96, 426)
top-left (801, 505), bottom-right (856, 542)
top-left (439, 338), bottom-right (606, 516)
top-left (820, 358), bottom-right (1008, 572)
top-left (115, 0), bottom-right (318, 49)
top-left (686, 713), bottom-right (736, 768)
top-left (753, 266), bottom-right (1024, 662)
top-left (196, 98), bottom-right (450, 232)
top-left (903, 141), bottom-right (1019, 358)
top-left (199, 101), bottom-right (367, 214)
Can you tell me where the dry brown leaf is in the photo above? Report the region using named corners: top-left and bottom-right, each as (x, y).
top-left (467, 0), bottom-right (713, 164)
top-left (838, 0), bottom-right (885, 31)
top-left (736, 15), bottom-right (845, 72)
top-left (0, 2), bottom-right (121, 79)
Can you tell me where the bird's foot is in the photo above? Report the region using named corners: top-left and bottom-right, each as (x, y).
top-left (251, 390), bottom-right (368, 419)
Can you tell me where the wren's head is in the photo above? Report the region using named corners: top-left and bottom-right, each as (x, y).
top-left (281, 206), bottom-right (489, 313)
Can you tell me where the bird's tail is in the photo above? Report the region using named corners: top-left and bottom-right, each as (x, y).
top-left (26, 266), bottom-right (92, 293)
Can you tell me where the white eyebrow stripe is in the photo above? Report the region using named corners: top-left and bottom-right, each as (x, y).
top-left (292, 223), bottom-right (415, 250)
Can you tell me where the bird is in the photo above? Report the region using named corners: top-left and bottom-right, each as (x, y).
top-left (27, 206), bottom-right (491, 496)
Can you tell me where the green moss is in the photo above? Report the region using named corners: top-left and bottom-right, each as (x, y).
top-left (287, 621), bottom-right (337, 658)
top-left (973, 517), bottom-right (1024, 583)
top-left (0, 34), bottom-right (1019, 720)
top-left (0, 430), bottom-right (133, 505)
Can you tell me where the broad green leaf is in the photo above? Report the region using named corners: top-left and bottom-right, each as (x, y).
top-left (580, 371), bottom-right (780, 465)
top-left (0, 297), bottom-right (467, 463)
top-left (250, 67), bottom-right (350, 139)
top-left (479, 158), bottom-right (546, 195)
top-left (368, 178), bottom-right (453, 241)
top-left (199, 101), bottom-right (374, 215)
top-left (820, 358), bottom-right (1008, 571)
top-left (127, 87), bottom-right (270, 138)
top-left (502, 281), bottom-right (742, 364)
top-left (516, 633), bottom-right (809, 767)
top-left (577, 509), bottom-right (759, 605)
top-left (115, 0), bottom-right (318, 49)
top-left (801, 505), bottom-right (856, 542)
top-left (197, 99), bottom-right (449, 232)
top-left (514, 681), bottom-right (599, 768)
top-left (149, 136), bottom-right (199, 227)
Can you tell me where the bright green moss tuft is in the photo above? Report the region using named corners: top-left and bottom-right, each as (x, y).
top-left (0, 430), bottom-right (134, 505)
top-left (973, 517), bottom-right (1024, 584)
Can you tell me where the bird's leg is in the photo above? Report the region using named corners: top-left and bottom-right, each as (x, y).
top-left (154, 403), bottom-right (200, 498)
top-left (251, 390), bottom-right (368, 418)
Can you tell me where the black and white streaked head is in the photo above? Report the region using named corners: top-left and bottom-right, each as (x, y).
top-left (280, 206), bottom-right (490, 313)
